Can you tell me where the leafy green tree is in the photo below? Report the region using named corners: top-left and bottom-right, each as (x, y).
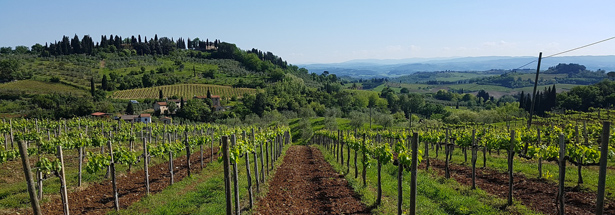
top-left (14, 46), bottom-right (29, 54)
top-left (167, 101), bottom-right (178, 115)
top-left (0, 59), bottom-right (20, 81)
top-left (374, 112), bottom-right (394, 129)
top-left (0, 47), bottom-right (11, 54)
top-left (31, 43), bottom-right (44, 54)
top-left (349, 111), bottom-right (366, 130)
top-left (400, 87), bottom-right (409, 94)
top-left (179, 99), bottom-right (211, 121)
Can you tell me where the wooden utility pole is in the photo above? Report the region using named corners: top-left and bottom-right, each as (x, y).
top-left (527, 52), bottom-right (543, 129)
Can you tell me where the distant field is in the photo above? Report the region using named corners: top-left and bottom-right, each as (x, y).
top-left (370, 82), bottom-right (580, 98)
top-left (112, 84), bottom-right (257, 99)
top-left (433, 72), bottom-right (495, 82)
top-left (0, 80), bottom-right (87, 95)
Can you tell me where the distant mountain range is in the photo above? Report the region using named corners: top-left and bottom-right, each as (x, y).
top-left (298, 56), bottom-right (615, 78)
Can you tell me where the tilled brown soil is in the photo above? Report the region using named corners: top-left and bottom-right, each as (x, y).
top-left (256, 145), bottom-right (371, 215)
top-left (427, 158), bottom-right (615, 215)
top-left (36, 147), bottom-right (219, 215)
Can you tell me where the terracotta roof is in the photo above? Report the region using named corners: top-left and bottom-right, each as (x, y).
top-left (140, 114), bottom-right (151, 117)
top-left (156, 102), bottom-right (167, 106)
top-left (91, 112), bottom-right (106, 116)
top-left (211, 95), bottom-right (221, 98)
top-left (194, 96), bottom-right (208, 99)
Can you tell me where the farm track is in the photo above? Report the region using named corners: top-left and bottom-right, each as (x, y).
top-left (34, 147), bottom-right (219, 215)
top-left (427, 158), bottom-right (615, 215)
top-left (255, 145), bottom-right (371, 215)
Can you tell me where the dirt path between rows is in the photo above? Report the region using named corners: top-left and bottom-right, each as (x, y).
top-left (255, 145), bottom-right (371, 215)
top-left (427, 158), bottom-right (615, 215)
top-left (35, 147), bottom-right (219, 215)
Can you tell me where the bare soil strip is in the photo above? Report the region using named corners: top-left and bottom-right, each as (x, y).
top-left (35, 147), bottom-right (219, 215)
top-left (428, 159), bottom-right (615, 215)
top-left (256, 145), bottom-right (370, 215)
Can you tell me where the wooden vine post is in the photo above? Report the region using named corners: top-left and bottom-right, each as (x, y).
top-left (107, 140), bottom-right (119, 211)
top-left (347, 130), bottom-right (351, 173)
top-left (424, 132), bottom-right (429, 170)
top-left (222, 136), bottom-right (232, 215)
top-left (507, 130), bottom-right (515, 206)
top-left (259, 135), bottom-right (265, 183)
top-left (471, 130), bottom-right (477, 190)
top-left (57, 145), bottom-right (70, 215)
top-left (251, 129), bottom-right (260, 192)
top-left (410, 132), bottom-right (418, 215)
top-left (355, 129), bottom-right (358, 179)
top-left (231, 135), bottom-right (240, 215)
top-left (211, 129), bottom-right (215, 163)
top-left (361, 133), bottom-right (367, 186)
top-left (557, 133), bottom-right (565, 215)
top-left (265, 140), bottom-right (269, 175)
top-left (243, 131), bottom-right (254, 209)
top-left (596, 121), bottom-right (610, 215)
top-left (78, 134), bottom-right (83, 187)
top-left (537, 128), bottom-right (542, 178)
top-left (143, 137), bottom-right (150, 196)
top-left (185, 133), bottom-right (191, 177)
top-left (340, 131), bottom-right (344, 166)
top-left (18, 139), bottom-right (41, 215)
top-left (445, 129), bottom-right (450, 179)
top-left (397, 147), bottom-right (403, 215)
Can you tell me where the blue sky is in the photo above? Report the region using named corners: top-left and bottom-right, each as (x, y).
top-left (1, 0), bottom-right (614, 64)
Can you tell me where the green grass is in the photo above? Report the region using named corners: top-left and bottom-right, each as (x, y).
top-left (0, 80), bottom-right (87, 95)
top-left (314, 143), bottom-right (538, 215)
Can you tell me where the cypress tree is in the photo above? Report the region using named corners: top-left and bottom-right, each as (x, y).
top-left (519, 91), bottom-right (525, 109)
top-left (101, 74), bottom-right (109, 91)
top-left (551, 84), bottom-right (557, 109)
top-left (159, 89), bottom-right (164, 99)
top-left (525, 93), bottom-right (532, 112)
top-left (206, 89), bottom-right (211, 99)
top-left (90, 77), bottom-right (95, 96)
top-left (126, 102), bottom-right (135, 115)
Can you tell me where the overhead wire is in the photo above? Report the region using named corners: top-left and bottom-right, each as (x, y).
top-left (513, 36), bottom-right (615, 70)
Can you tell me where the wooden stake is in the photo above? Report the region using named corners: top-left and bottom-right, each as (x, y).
top-left (107, 140), bottom-right (119, 211)
top-left (143, 137), bottom-right (150, 196)
top-left (596, 122), bottom-right (610, 215)
top-left (57, 145), bottom-right (70, 215)
top-left (410, 132), bottom-right (418, 215)
top-left (18, 140), bottom-right (41, 215)
top-left (557, 133), bottom-right (565, 215)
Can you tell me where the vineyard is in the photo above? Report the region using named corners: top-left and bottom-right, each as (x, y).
top-left (112, 84), bottom-right (257, 100)
top-left (1, 112), bottom-right (614, 214)
top-left (309, 113), bottom-right (615, 214)
top-left (0, 118), bottom-right (290, 215)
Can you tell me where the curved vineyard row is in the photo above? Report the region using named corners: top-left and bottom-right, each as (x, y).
top-left (112, 84), bottom-right (257, 99)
